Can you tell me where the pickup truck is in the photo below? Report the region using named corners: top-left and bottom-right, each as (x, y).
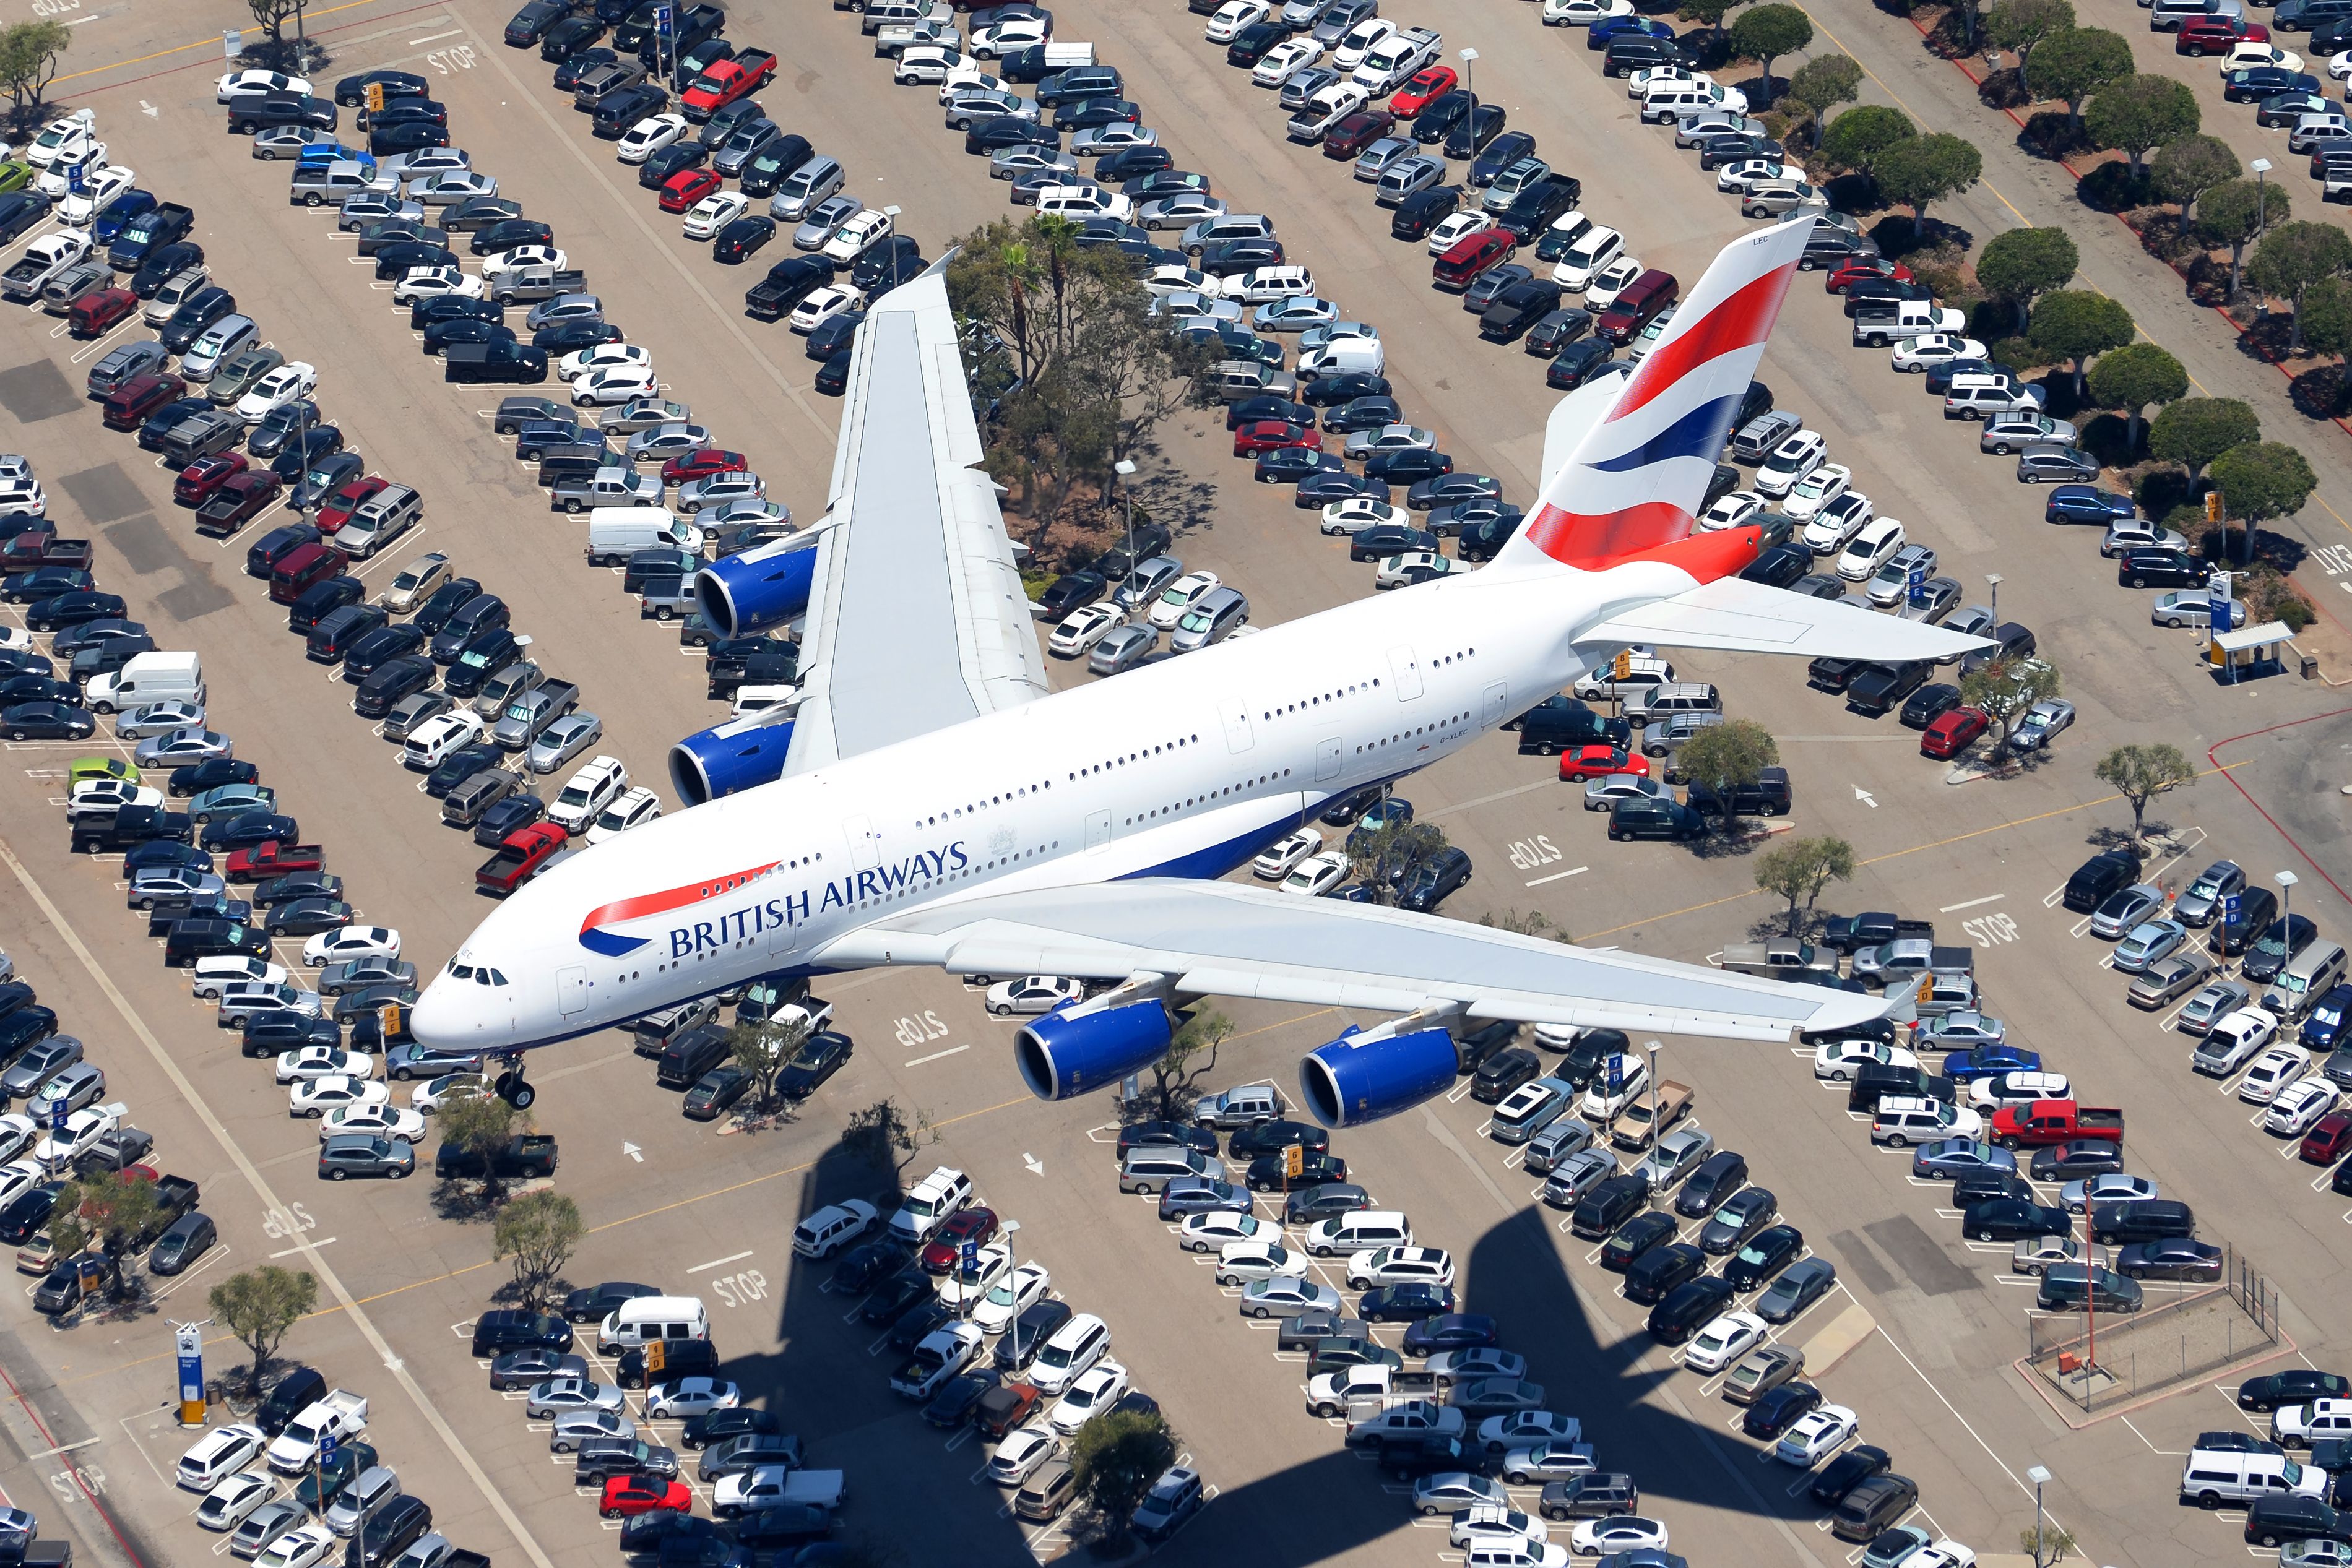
top-left (225, 841), bottom-right (326, 882)
top-left (1351, 25), bottom-right (1442, 95)
top-left (1851, 940), bottom-right (1974, 988)
top-left (681, 50), bottom-right (778, 119)
top-left (491, 681), bottom-right (580, 751)
top-left (889, 1322), bottom-right (983, 1398)
top-left (490, 266), bottom-right (588, 305)
top-left (151, 1173), bottom-right (201, 1218)
top-left (1989, 1099), bottom-right (2124, 1151)
top-left (73, 804), bottom-right (193, 855)
top-left (1717, 939), bottom-right (1838, 980)
top-left (1818, 911), bottom-right (1933, 953)
top-left (435, 1134), bottom-right (560, 1179)
top-left (550, 467), bottom-right (661, 512)
top-left (2, 230), bottom-right (92, 303)
top-left (72, 1126), bottom-right (155, 1176)
top-left (1851, 299), bottom-right (1965, 348)
top-left (1308, 1363), bottom-right (1438, 1418)
top-left (105, 200), bottom-right (193, 270)
top-left (1, 533), bottom-right (94, 572)
top-left (1609, 1079), bottom-right (1696, 1150)
top-left (1341, 1398), bottom-right (1464, 1448)
top-left (265, 1390), bottom-right (370, 1473)
top-left (479, 824), bottom-right (571, 895)
top-left (147, 895), bottom-right (251, 940)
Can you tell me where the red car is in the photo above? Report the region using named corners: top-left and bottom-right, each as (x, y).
top-left (919, 1206), bottom-right (1000, 1273)
top-left (1323, 109), bottom-right (1398, 159)
top-left (173, 451), bottom-right (249, 506)
top-left (659, 169), bottom-right (724, 214)
top-left (69, 286), bottom-right (138, 338)
top-left (314, 475), bottom-right (389, 535)
top-left (1433, 228), bottom-right (1516, 290)
top-left (1919, 705), bottom-right (1989, 759)
top-left (1232, 420), bottom-right (1321, 458)
top-left (599, 1474), bottom-right (691, 1520)
top-left (102, 371), bottom-right (186, 431)
top-left (1391, 65), bottom-right (1457, 118)
top-left (2176, 14), bottom-right (2267, 52)
top-left (1557, 745), bottom-right (1651, 783)
top-left (2303, 1110), bottom-right (2352, 1167)
top-left (1824, 258), bottom-right (1913, 295)
top-left (195, 472), bottom-right (283, 536)
top-left (660, 448), bottom-right (749, 486)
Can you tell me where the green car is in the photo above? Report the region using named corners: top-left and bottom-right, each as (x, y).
top-left (67, 756), bottom-right (137, 786)
top-left (0, 160), bottom-right (33, 194)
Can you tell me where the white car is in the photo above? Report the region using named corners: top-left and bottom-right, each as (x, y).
top-left (572, 366), bottom-right (660, 407)
top-left (412, 1072), bottom-right (488, 1114)
top-left (2239, 1045), bottom-right (2309, 1104)
top-left (971, 1261), bottom-right (1052, 1333)
top-left (1627, 64), bottom-right (1708, 95)
top-left (391, 266), bottom-right (483, 304)
top-left (482, 246), bottom-right (569, 282)
top-left (1696, 490), bottom-right (1766, 533)
top-left (256, 1525), bottom-right (337, 1568)
top-left (2267, 1076), bottom-right (2342, 1136)
top-left (1345, 1245), bottom-right (1454, 1290)
top-left (646, 1377), bottom-right (741, 1419)
top-left (616, 113), bottom-right (691, 163)
top-left (939, 1243), bottom-right (1014, 1308)
top-left (969, 16), bottom-right (1049, 54)
top-left (1836, 517), bottom-right (1907, 581)
top-left (1892, 330), bottom-right (1987, 373)
top-left (1206, 0), bottom-right (1272, 42)
top-left (2202, 1008), bottom-right (2281, 1074)
top-left (319, 1103), bottom-right (426, 1144)
top-left (1177, 1211), bottom-right (1263, 1252)
top-left (289, 1075), bottom-right (389, 1118)
top-left (1424, 210), bottom-right (1498, 256)
top-left (1681, 1310), bottom-right (1769, 1374)
top-left (1048, 1363), bottom-right (1131, 1432)
top-left (69, 777), bottom-right (162, 819)
top-left (789, 285), bottom-right (862, 334)
top-left (823, 210), bottom-right (896, 262)
top-left (1375, 551), bottom-right (1467, 589)
top-left (1454, 1510), bottom-right (1552, 1551)
top-left (1814, 1040), bottom-right (1921, 1082)
top-left (1320, 497), bottom-right (1404, 536)
top-left (2221, 40), bottom-right (2304, 72)
top-left (987, 1425), bottom-right (1061, 1485)
top-left (985, 975), bottom-right (1085, 1015)
top-left (1774, 1403), bottom-right (1860, 1465)
top-left (683, 191), bottom-right (752, 241)
top-left (1969, 1069), bottom-right (2072, 1110)
top-left (1754, 430), bottom-right (1827, 498)
top-left (2058, 1173), bottom-right (2155, 1214)
top-left (1148, 570), bottom-right (1221, 630)
top-left (33, 1103), bottom-right (124, 1165)
top-left (1781, 463), bottom-right (1853, 525)
top-left (1048, 603), bottom-right (1123, 657)
top-left (1330, 16), bottom-right (1398, 69)
top-left (2010, 698), bottom-right (2075, 751)
top-left (1544, 0), bottom-right (1634, 22)
top-left (1216, 1240), bottom-right (1308, 1285)
top-left (1252, 827), bottom-right (1323, 879)
top-left (1583, 254), bottom-right (1646, 308)
top-left (218, 70), bottom-right (309, 103)
top-left (235, 362), bottom-right (319, 423)
top-left (406, 710), bottom-right (486, 767)
top-left (1255, 37), bottom-right (1326, 85)
top-left (305, 926), bottom-right (400, 968)
top-left (192, 956), bottom-right (287, 1001)
top-left (274, 1046), bottom-right (376, 1085)
top-left (558, 343), bottom-right (652, 384)
top-left (179, 1424), bottom-right (268, 1491)
top-left (197, 1471), bottom-right (280, 1532)
top-left (586, 786), bottom-right (662, 843)
top-left (550, 756), bottom-right (628, 832)
top-left (1715, 158), bottom-right (1792, 193)
top-left (1281, 850), bottom-right (1350, 897)
top-left (524, 1377), bottom-right (627, 1419)
top-left (1571, 1517), bottom-right (1668, 1556)
top-left (58, 165), bottom-right (134, 226)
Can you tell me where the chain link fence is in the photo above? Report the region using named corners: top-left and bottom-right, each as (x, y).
top-left (2024, 1246), bottom-right (2281, 1416)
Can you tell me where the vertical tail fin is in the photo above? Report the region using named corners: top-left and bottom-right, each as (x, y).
top-left (1497, 217), bottom-right (1815, 579)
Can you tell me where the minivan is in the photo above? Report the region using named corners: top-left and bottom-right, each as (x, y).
top-left (323, 1465), bottom-right (400, 1537)
top-left (1118, 1145), bottom-right (1216, 1194)
top-left (768, 157), bottom-right (845, 222)
top-left (1028, 1313), bottom-right (1110, 1394)
top-left (147, 1210), bottom-right (216, 1274)
top-left (144, 267), bottom-right (210, 325)
top-left (657, 1024), bottom-right (731, 1089)
top-left (2265, 941), bottom-right (2348, 1022)
top-left (1621, 682), bottom-right (1721, 724)
top-left (269, 541), bottom-right (348, 605)
top-left (180, 314), bottom-right (259, 382)
top-left (890, 1165), bottom-right (975, 1240)
top-left (597, 1294), bottom-right (711, 1352)
top-left (1013, 1460), bottom-right (1077, 1522)
top-left (1606, 797), bottom-right (1707, 842)
top-left (2036, 1264), bottom-right (2143, 1314)
top-left (2090, 1198), bottom-right (2195, 1246)
top-left (1304, 1209), bottom-right (1413, 1257)
top-left (1489, 1077), bottom-right (1575, 1144)
top-left (1170, 586), bottom-right (1248, 652)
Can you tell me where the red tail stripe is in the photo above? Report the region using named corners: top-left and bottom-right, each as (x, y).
top-left (1520, 499), bottom-right (1698, 569)
top-left (1606, 261), bottom-right (1799, 426)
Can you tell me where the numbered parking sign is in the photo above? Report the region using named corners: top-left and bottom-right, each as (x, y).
top-left (49, 1100), bottom-right (67, 1132)
top-left (1606, 1054), bottom-right (1624, 1093)
top-left (317, 1431), bottom-right (337, 1467)
top-left (2223, 893), bottom-right (2242, 926)
top-left (66, 163), bottom-right (85, 194)
top-left (960, 1239), bottom-right (979, 1271)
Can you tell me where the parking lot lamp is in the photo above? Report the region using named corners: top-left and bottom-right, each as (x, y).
top-left (1458, 48), bottom-right (1479, 121)
top-left (1986, 572), bottom-right (2002, 628)
top-left (2026, 1464), bottom-right (2052, 1567)
top-left (1115, 457), bottom-right (1138, 571)
top-left (2276, 869), bottom-right (2298, 940)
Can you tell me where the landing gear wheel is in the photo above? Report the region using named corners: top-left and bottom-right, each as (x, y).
top-left (495, 1070), bottom-right (537, 1109)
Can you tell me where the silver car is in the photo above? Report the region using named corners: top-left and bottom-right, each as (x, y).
top-left (132, 727), bottom-right (233, 768)
top-left (29, 1061), bottom-right (105, 1117)
top-left (337, 192), bottom-right (423, 231)
top-left (1374, 154), bottom-right (1445, 205)
top-left (2127, 952), bottom-right (2212, 1009)
top-left (1138, 194), bottom-right (1227, 231)
top-left (1353, 136), bottom-right (1414, 181)
top-left (2089, 882), bottom-right (2164, 940)
top-left (1088, 623), bottom-right (1157, 676)
top-left (1520, 1116), bottom-right (1599, 1174)
top-left (1541, 1148), bottom-right (1617, 1209)
top-left (381, 692), bottom-right (454, 743)
top-left (527, 713), bottom-right (603, 774)
top-left (2174, 860), bottom-right (2245, 927)
top-left (118, 700), bottom-right (207, 739)
top-left (623, 422), bottom-right (715, 462)
top-left (2151, 590), bottom-right (2211, 630)
top-left (1864, 545), bottom-right (1939, 608)
top-left (988, 145), bottom-right (1076, 182)
top-left (1978, 412), bottom-right (2077, 456)
top-left (794, 194), bottom-right (863, 251)
top-left (0, 1035), bottom-right (83, 1105)
top-left (1112, 554), bottom-right (1183, 613)
top-left (1636, 1126), bottom-right (1714, 1192)
top-left (2177, 978), bottom-right (2252, 1035)
top-left (549, 1409), bottom-right (636, 1453)
top-left (599, 397), bottom-right (693, 435)
top-left (1281, 66), bottom-right (1342, 109)
top-left (2015, 442), bottom-right (2099, 484)
top-left (710, 119), bottom-right (780, 178)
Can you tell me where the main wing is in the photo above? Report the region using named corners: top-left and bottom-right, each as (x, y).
top-left (820, 878), bottom-right (1886, 1041)
top-left (784, 267), bottom-right (1048, 775)
top-left (1581, 575), bottom-right (1990, 663)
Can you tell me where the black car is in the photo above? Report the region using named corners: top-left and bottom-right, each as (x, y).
top-left (1571, 1174), bottom-right (1650, 1239)
top-left (1546, 338), bottom-right (1615, 389)
top-left (1898, 682), bottom-right (1962, 730)
top-left (1722, 1223), bottom-right (1804, 1291)
top-left (682, 1405), bottom-right (782, 1452)
top-left (1349, 523), bottom-right (1440, 562)
top-left (1245, 1148), bottom-right (1347, 1191)
top-left (858, 1270), bottom-right (934, 1327)
top-left (1963, 1198), bottom-right (2070, 1241)
top-left (1396, 846), bottom-right (1472, 912)
top-left (239, 1014), bottom-right (340, 1059)
top-left (886, 1297), bottom-right (959, 1354)
top-left (1598, 1212), bottom-right (1679, 1272)
top-left (993, 1298), bottom-right (1074, 1372)
top-left (1471, 1047), bottom-right (1542, 1105)
top-left (1301, 370), bottom-right (1391, 407)
top-left (343, 624), bottom-right (428, 679)
top-left (1622, 1241), bottom-right (1707, 1304)
top-left (1742, 1381), bottom-right (1823, 1439)
top-left (2117, 547), bottom-right (2208, 589)
top-left (922, 1371), bottom-right (1000, 1429)
top-left (1648, 1274), bottom-right (1736, 1344)
top-left (472, 1310), bottom-right (574, 1358)
top-left (473, 795), bottom-right (547, 849)
top-left (776, 1031), bottom-right (853, 1098)
top-left (2030, 1139), bottom-right (2127, 1181)
top-left (1700, 1187), bottom-right (1778, 1254)
top-left (1036, 570), bottom-right (1108, 619)
top-left (1359, 1282), bottom-right (1453, 1321)
top-left (1229, 1118), bottom-right (1331, 1160)
top-left (251, 872), bottom-right (344, 908)
top-left (1284, 1183), bottom-right (1372, 1224)
top-left (2246, 1495), bottom-right (2350, 1549)
top-left (168, 757), bottom-right (261, 799)
top-left (1390, 186), bottom-right (1460, 241)
top-left (1401, 1312), bottom-right (1499, 1356)
top-left (1810, 1444), bottom-right (1893, 1507)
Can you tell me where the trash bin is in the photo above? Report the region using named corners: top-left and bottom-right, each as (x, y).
top-left (2302, 654), bottom-right (2320, 680)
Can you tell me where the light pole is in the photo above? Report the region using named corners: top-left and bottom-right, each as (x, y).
top-left (1114, 457), bottom-right (1138, 577)
top-left (1459, 47), bottom-right (1479, 127)
top-left (1644, 1039), bottom-right (1661, 1158)
top-left (2253, 157), bottom-right (2272, 233)
top-left (1985, 572), bottom-right (2003, 629)
top-left (997, 1218), bottom-right (1022, 1322)
top-left (2026, 1464), bottom-right (2053, 1568)
top-left (2276, 869), bottom-right (2298, 941)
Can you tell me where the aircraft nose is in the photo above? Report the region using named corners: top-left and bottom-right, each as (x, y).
top-left (409, 977), bottom-right (467, 1048)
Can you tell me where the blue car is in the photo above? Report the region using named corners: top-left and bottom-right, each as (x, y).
top-left (1588, 15), bottom-right (1674, 46)
top-left (1939, 1044), bottom-right (2043, 1082)
top-left (2043, 485), bottom-right (2137, 527)
top-left (90, 189), bottom-right (157, 245)
top-left (1908, 1137), bottom-right (2017, 1181)
top-left (2302, 983), bottom-right (2352, 1051)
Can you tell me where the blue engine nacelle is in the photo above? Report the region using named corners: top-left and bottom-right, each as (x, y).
top-left (695, 538), bottom-right (819, 639)
top-left (668, 715), bottom-right (796, 806)
top-left (1015, 1000), bottom-right (1172, 1101)
top-left (1299, 1025), bottom-right (1461, 1129)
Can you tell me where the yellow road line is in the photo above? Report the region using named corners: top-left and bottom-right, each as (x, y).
top-left (58, 0), bottom-right (394, 80)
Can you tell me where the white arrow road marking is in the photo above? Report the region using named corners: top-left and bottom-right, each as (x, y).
top-left (1853, 785), bottom-right (1877, 808)
top-left (621, 1142), bottom-right (642, 1163)
top-left (1023, 1153), bottom-right (1045, 1176)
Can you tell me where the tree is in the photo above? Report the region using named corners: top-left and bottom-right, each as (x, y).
top-left (493, 1189), bottom-right (584, 1312)
top-left (2248, 220), bottom-right (2352, 353)
top-left (1677, 0), bottom-right (1745, 45)
top-left (2084, 75), bottom-right (2199, 179)
top-left (1673, 718), bottom-right (1779, 834)
top-left (1976, 226), bottom-right (2079, 332)
top-left (437, 1091), bottom-right (525, 1198)
top-left (2196, 179), bottom-right (2288, 302)
top-left (0, 20), bottom-right (70, 114)
top-left (728, 1011), bottom-right (811, 1116)
top-left (1784, 54), bottom-right (1862, 149)
top-left (1986, 0), bottom-right (2074, 68)
top-left (1958, 657), bottom-right (2062, 759)
top-left (2208, 439), bottom-right (2317, 563)
top-left (2085, 341), bottom-right (2187, 448)
top-left (46, 1173), bottom-right (162, 1300)
top-left (844, 1098), bottom-right (938, 1181)
top-left (2093, 744), bottom-right (2195, 843)
top-left (1752, 837), bottom-right (1858, 934)
top-left (2148, 397), bottom-right (2259, 481)
top-left (1068, 1409), bottom-right (1178, 1546)
top-left (1147, 1008), bottom-right (1230, 1120)
top-left (2299, 275), bottom-right (2352, 363)
top-left (1728, 5), bottom-right (1812, 103)
top-left (1819, 104), bottom-right (1914, 174)
top-left (2151, 135), bottom-right (2239, 240)
top-left (1872, 132), bottom-right (1984, 236)
top-left (2029, 26), bottom-right (2132, 127)
top-left (2027, 288), bottom-right (2134, 398)
top-left (1479, 909), bottom-right (1572, 941)
top-left (248, 0), bottom-right (307, 44)
top-left (1344, 817), bottom-right (1451, 906)
top-left (210, 1267), bottom-right (318, 1393)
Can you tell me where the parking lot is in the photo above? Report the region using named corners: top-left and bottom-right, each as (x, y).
top-left (3, 0), bottom-right (2352, 1564)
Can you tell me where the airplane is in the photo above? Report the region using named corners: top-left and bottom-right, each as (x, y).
top-left (411, 215), bottom-right (1986, 1124)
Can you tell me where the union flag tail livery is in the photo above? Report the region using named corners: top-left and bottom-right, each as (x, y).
top-left (1497, 217), bottom-right (1812, 580)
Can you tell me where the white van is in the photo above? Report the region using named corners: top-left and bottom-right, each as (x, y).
top-left (1299, 332), bottom-right (1385, 377)
top-left (1303, 1210), bottom-right (1412, 1258)
top-left (888, 1165), bottom-right (974, 1243)
top-left (1028, 1312), bottom-right (1110, 1394)
top-left (792, 1199), bottom-right (878, 1260)
top-left (585, 507), bottom-right (702, 566)
top-left (2264, 941), bottom-right (2347, 1022)
top-left (596, 1294), bottom-right (711, 1353)
top-left (1039, 40), bottom-right (1096, 66)
top-left (2179, 1447), bottom-right (2327, 1508)
top-left (85, 650), bottom-right (203, 714)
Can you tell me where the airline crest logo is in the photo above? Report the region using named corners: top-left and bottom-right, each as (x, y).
top-left (577, 861), bottom-right (781, 958)
top-left (576, 840), bottom-right (972, 958)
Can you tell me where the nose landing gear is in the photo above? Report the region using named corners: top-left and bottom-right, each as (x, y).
top-left (491, 1053), bottom-right (536, 1109)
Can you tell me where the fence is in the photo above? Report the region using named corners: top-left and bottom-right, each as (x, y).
top-left (2023, 1246), bottom-right (2282, 1417)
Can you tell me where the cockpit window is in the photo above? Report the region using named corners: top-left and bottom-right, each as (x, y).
top-left (487, 969), bottom-right (509, 986)
top-left (447, 962), bottom-right (475, 980)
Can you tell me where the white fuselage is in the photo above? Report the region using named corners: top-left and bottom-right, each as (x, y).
top-left (409, 559), bottom-right (1693, 1053)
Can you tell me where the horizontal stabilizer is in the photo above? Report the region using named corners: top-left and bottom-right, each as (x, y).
top-left (1580, 576), bottom-right (1994, 663)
